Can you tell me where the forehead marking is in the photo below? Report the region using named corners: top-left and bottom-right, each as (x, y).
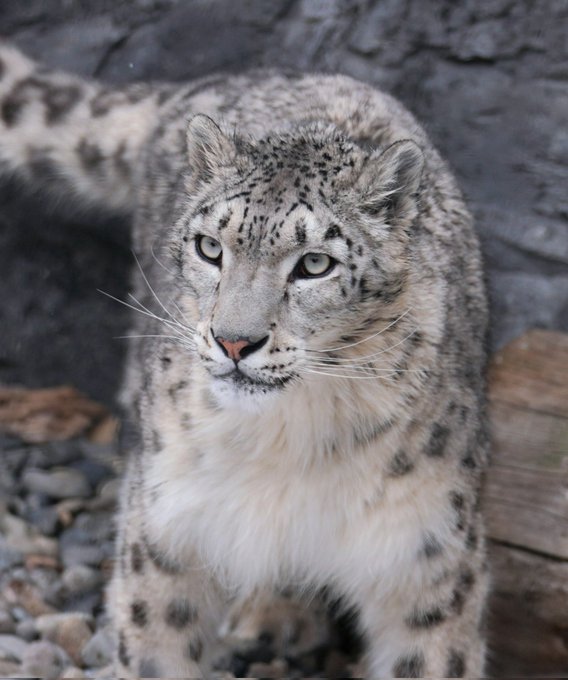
top-left (218, 210), bottom-right (232, 231)
top-left (295, 219), bottom-right (306, 245)
top-left (324, 224), bottom-right (343, 240)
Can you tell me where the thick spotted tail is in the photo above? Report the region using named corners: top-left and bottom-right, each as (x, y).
top-left (0, 42), bottom-right (169, 213)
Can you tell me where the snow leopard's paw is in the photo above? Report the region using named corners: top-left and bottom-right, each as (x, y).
top-left (219, 592), bottom-right (329, 657)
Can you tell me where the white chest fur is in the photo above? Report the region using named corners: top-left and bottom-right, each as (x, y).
top-left (144, 378), bottom-right (452, 599)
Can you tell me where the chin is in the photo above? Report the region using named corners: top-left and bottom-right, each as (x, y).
top-left (208, 373), bottom-right (290, 413)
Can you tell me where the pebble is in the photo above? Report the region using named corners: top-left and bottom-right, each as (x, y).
top-left (15, 618), bottom-right (38, 641)
top-left (70, 459), bottom-right (113, 490)
top-left (0, 610), bottom-right (15, 634)
top-left (36, 613), bottom-right (93, 666)
top-left (62, 590), bottom-right (103, 616)
top-left (61, 565), bottom-right (103, 596)
top-left (81, 628), bottom-right (114, 668)
top-left (0, 633), bottom-right (29, 662)
top-left (61, 544), bottom-right (107, 568)
top-left (74, 511), bottom-right (115, 540)
top-left (56, 498), bottom-right (88, 526)
top-left (27, 441), bottom-right (85, 468)
top-left (0, 513), bottom-right (58, 556)
top-left (90, 478), bottom-right (120, 510)
top-left (62, 665), bottom-right (87, 678)
top-left (3, 578), bottom-right (56, 617)
top-left (0, 659), bottom-right (22, 675)
top-left (35, 612), bottom-right (94, 637)
top-left (22, 468), bottom-right (91, 500)
top-left (10, 605), bottom-right (29, 622)
top-left (26, 505), bottom-right (60, 536)
top-left (27, 565), bottom-right (61, 593)
top-left (0, 538), bottom-right (24, 570)
top-left (248, 659), bottom-right (289, 678)
top-left (21, 640), bottom-right (71, 680)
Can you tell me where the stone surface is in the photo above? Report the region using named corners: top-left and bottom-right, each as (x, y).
top-left (61, 666), bottom-right (87, 679)
top-left (0, 433), bottom-right (122, 676)
top-left (0, 658), bottom-right (22, 675)
top-left (0, 539), bottom-right (24, 570)
top-left (35, 613), bottom-right (93, 666)
top-left (61, 565), bottom-right (103, 597)
top-left (0, 610), bottom-right (15, 635)
top-left (22, 468), bottom-right (91, 500)
top-left (15, 617), bottom-right (38, 641)
top-left (0, 633), bottom-right (29, 662)
top-left (0, 512), bottom-right (58, 557)
top-left (81, 629), bottom-right (114, 668)
top-left (21, 639), bottom-right (71, 680)
top-left (0, 0), bottom-right (566, 405)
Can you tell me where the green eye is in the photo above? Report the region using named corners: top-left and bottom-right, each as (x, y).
top-left (295, 253), bottom-right (335, 278)
top-left (196, 235), bottom-right (222, 264)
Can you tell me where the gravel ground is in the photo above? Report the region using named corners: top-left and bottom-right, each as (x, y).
top-left (0, 430), bottom-right (360, 679)
top-left (0, 433), bottom-right (120, 678)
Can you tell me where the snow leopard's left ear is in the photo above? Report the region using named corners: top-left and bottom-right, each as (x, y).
top-left (357, 140), bottom-right (424, 224)
top-left (186, 114), bottom-right (238, 184)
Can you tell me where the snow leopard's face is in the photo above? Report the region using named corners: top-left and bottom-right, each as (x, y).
top-left (170, 116), bottom-right (423, 410)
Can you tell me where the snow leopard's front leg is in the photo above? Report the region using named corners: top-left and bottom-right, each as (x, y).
top-left (108, 457), bottom-right (226, 678)
top-left (356, 514), bottom-right (488, 678)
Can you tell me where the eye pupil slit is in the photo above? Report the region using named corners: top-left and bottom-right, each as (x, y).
top-left (295, 252), bottom-right (335, 279)
top-left (196, 235), bottom-right (222, 265)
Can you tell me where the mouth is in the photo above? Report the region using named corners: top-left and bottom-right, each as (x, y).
top-left (216, 367), bottom-right (295, 390)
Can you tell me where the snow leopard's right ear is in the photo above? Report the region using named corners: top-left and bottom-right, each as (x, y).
top-left (186, 114), bottom-right (238, 184)
top-left (357, 139), bottom-right (424, 225)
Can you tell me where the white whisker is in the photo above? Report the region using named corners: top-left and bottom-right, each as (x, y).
top-left (115, 334), bottom-right (190, 342)
top-left (170, 298), bottom-right (194, 329)
top-left (305, 308), bottom-right (412, 354)
top-left (127, 292), bottom-right (191, 334)
top-left (299, 367), bottom-right (398, 383)
top-left (306, 362), bottom-right (422, 374)
top-left (130, 252), bottom-right (196, 333)
top-left (99, 288), bottom-right (195, 349)
top-left (311, 327), bottom-right (419, 365)
top-left (98, 289), bottom-right (170, 323)
top-left (132, 251), bottom-right (186, 329)
top-left (150, 240), bottom-right (177, 277)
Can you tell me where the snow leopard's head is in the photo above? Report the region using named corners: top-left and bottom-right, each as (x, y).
top-left (170, 115), bottom-right (424, 410)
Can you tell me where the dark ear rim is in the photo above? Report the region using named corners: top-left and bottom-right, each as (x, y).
top-left (361, 139), bottom-right (425, 217)
top-left (186, 114), bottom-right (237, 184)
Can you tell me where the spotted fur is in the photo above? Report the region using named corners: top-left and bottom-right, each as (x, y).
top-left (1, 42), bottom-right (489, 678)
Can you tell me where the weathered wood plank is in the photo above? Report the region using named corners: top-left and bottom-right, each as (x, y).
top-left (484, 401), bottom-right (568, 558)
top-left (488, 543), bottom-right (568, 677)
top-left (485, 330), bottom-right (568, 676)
top-left (488, 329), bottom-right (568, 418)
top-left (484, 330), bottom-right (568, 559)
top-left (0, 385), bottom-right (115, 444)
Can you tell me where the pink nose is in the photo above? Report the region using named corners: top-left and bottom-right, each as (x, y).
top-left (215, 338), bottom-right (250, 362)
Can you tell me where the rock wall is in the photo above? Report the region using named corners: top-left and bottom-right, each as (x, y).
top-left (1, 0), bottom-right (567, 404)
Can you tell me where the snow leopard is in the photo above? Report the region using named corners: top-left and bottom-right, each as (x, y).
top-left (0, 41), bottom-right (489, 678)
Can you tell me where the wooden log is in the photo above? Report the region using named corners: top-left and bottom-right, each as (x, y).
top-left (488, 543), bottom-right (568, 676)
top-left (0, 385), bottom-right (116, 444)
top-left (484, 330), bottom-right (568, 676)
top-left (485, 330), bottom-right (568, 559)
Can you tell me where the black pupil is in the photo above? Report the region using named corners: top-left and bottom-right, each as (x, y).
top-left (301, 254), bottom-right (331, 277)
top-left (205, 238), bottom-right (218, 256)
